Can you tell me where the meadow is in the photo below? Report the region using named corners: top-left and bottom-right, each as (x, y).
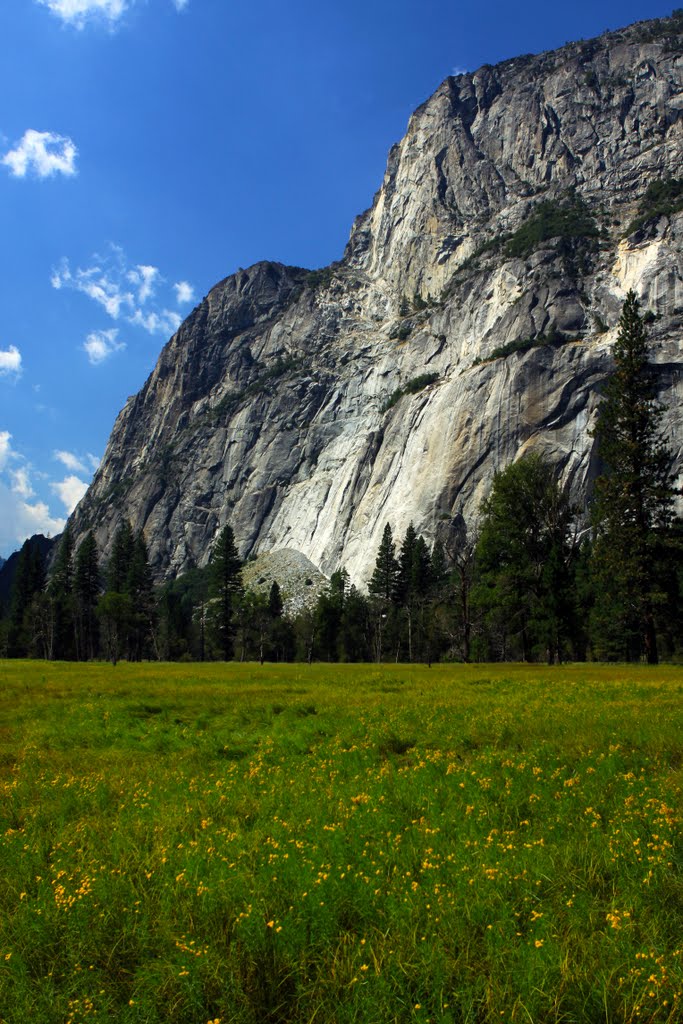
top-left (0, 660), bottom-right (681, 1024)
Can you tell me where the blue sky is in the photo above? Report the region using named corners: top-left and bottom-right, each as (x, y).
top-left (0, 0), bottom-right (676, 557)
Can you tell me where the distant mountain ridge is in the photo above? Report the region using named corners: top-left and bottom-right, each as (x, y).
top-left (69, 12), bottom-right (683, 584)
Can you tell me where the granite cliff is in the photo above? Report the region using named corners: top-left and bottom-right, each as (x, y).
top-left (70, 14), bottom-right (683, 585)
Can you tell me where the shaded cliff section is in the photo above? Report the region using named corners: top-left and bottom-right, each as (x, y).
top-left (70, 13), bottom-right (683, 585)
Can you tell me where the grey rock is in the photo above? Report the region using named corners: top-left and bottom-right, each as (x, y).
top-left (70, 15), bottom-right (683, 587)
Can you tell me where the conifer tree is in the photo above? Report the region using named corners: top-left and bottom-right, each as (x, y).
top-left (474, 453), bottom-right (576, 662)
top-left (74, 532), bottom-right (100, 660)
top-left (209, 524), bottom-right (243, 659)
top-left (368, 523), bottom-right (400, 661)
top-left (8, 540), bottom-right (46, 656)
top-left (48, 525), bottom-right (75, 659)
top-left (590, 290), bottom-right (678, 663)
top-left (127, 533), bottom-right (157, 660)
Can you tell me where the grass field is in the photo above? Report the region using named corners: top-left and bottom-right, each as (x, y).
top-left (0, 660), bottom-right (682, 1024)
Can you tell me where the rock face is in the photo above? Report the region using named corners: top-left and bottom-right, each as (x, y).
top-left (71, 14), bottom-right (683, 586)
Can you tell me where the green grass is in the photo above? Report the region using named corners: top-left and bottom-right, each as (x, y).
top-left (1, 661), bottom-right (682, 1024)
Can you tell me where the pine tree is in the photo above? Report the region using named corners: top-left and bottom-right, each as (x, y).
top-left (590, 290), bottom-right (678, 663)
top-left (369, 524), bottom-right (400, 603)
top-left (74, 532), bottom-right (100, 660)
top-left (396, 525), bottom-right (432, 661)
top-left (209, 524), bottom-right (243, 659)
top-left (368, 523), bottom-right (400, 662)
top-left (103, 520), bottom-right (135, 660)
top-left (474, 453), bottom-right (576, 662)
top-left (48, 526), bottom-right (75, 659)
top-left (107, 520), bottom-right (135, 593)
top-left (8, 540), bottom-right (46, 656)
top-left (127, 533), bottom-right (157, 660)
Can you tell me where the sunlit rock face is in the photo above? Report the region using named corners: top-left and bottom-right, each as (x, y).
top-left (71, 15), bottom-right (683, 585)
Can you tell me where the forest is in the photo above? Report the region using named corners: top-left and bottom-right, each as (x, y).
top-left (1, 293), bottom-right (681, 665)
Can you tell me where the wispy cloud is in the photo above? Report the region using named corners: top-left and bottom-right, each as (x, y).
top-left (83, 328), bottom-right (126, 365)
top-left (0, 435), bottom-right (65, 555)
top-left (37, 0), bottom-right (128, 29)
top-left (0, 345), bottom-right (22, 378)
top-left (174, 280), bottom-right (195, 304)
top-left (130, 308), bottom-right (181, 334)
top-left (54, 449), bottom-right (87, 475)
top-left (0, 431), bottom-right (12, 471)
top-left (37, 0), bottom-right (189, 29)
top-left (52, 244), bottom-right (192, 339)
top-left (10, 467), bottom-right (35, 499)
top-left (51, 474), bottom-right (88, 513)
top-left (2, 130), bottom-right (77, 179)
top-left (128, 264), bottom-right (159, 304)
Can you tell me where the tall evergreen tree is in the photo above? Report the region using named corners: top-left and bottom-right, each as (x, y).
top-left (474, 453), bottom-right (577, 662)
top-left (102, 520), bottom-right (136, 660)
top-left (209, 524), bottom-right (243, 659)
top-left (48, 526), bottom-right (75, 659)
top-left (107, 520), bottom-right (135, 593)
top-left (368, 523), bottom-right (400, 661)
top-left (7, 539), bottom-right (46, 657)
top-left (590, 291), bottom-right (678, 663)
top-left (396, 525), bottom-right (432, 661)
top-left (74, 532), bottom-right (100, 660)
top-left (127, 533), bottom-right (157, 660)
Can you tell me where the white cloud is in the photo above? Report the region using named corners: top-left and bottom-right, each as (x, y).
top-left (0, 433), bottom-right (97, 557)
top-left (0, 345), bottom-right (22, 377)
top-left (37, 0), bottom-right (188, 29)
top-left (53, 245), bottom-right (189, 337)
top-left (37, 0), bottom-right (128, 29)
top-left (51, 474), bottom-right (88, 513)
top-left (2, 130), bottom-right (77, 179)
top-left (0, 431), bottom-right (12, 471)
top-left (128, 264), bottom-right (159, 304)
top-left (174, 280), bottom-right (195, 304)
top-left (87, 452), bottom-right (101, 471)
top-left (54, 449), bottom-right (87, 474)
top-left (0, 483), bottom-right (65, 556)
top-left (52, 259), bottom-right (135, 318)
top-left (10, 467), bottom-right (34, 499)
top-left (130, 308), bottom-right (181, 334)
top-left (83, 328), bottom-right (126, 365)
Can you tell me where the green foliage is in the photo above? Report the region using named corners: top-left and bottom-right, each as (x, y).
top-left (381, 372), bottom-right (439, 412)
top-left (209, 524), bottom-right (243, 660)
top-left (74, 531), bottom-right (100, 661)
top-left (7, 538), bottom-right (47, 657)
top-left (304, 265), bottom-right (335, 291)
top-left (627, 8), bottom-right (683, 45)
top-left (625, 177), bottom-right (683, 235)
top-left (474, 453), bottom-right (578, 663)
top-left (389, 321), bottom-right (413, 341)
top-left (504, 196), bottom-right (599, 259)
top-left (590, 292), bottom-right (677, 663)
top-left (472, 327), bottom-right (566, 366)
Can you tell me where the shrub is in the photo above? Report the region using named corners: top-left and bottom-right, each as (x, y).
top-left (625, 178), bottom-right (683, 236)
top-left (381, 372), bottom-right (439, 413)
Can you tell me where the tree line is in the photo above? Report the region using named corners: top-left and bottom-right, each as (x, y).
top-left (0, 292), bottom-right (680, 664)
